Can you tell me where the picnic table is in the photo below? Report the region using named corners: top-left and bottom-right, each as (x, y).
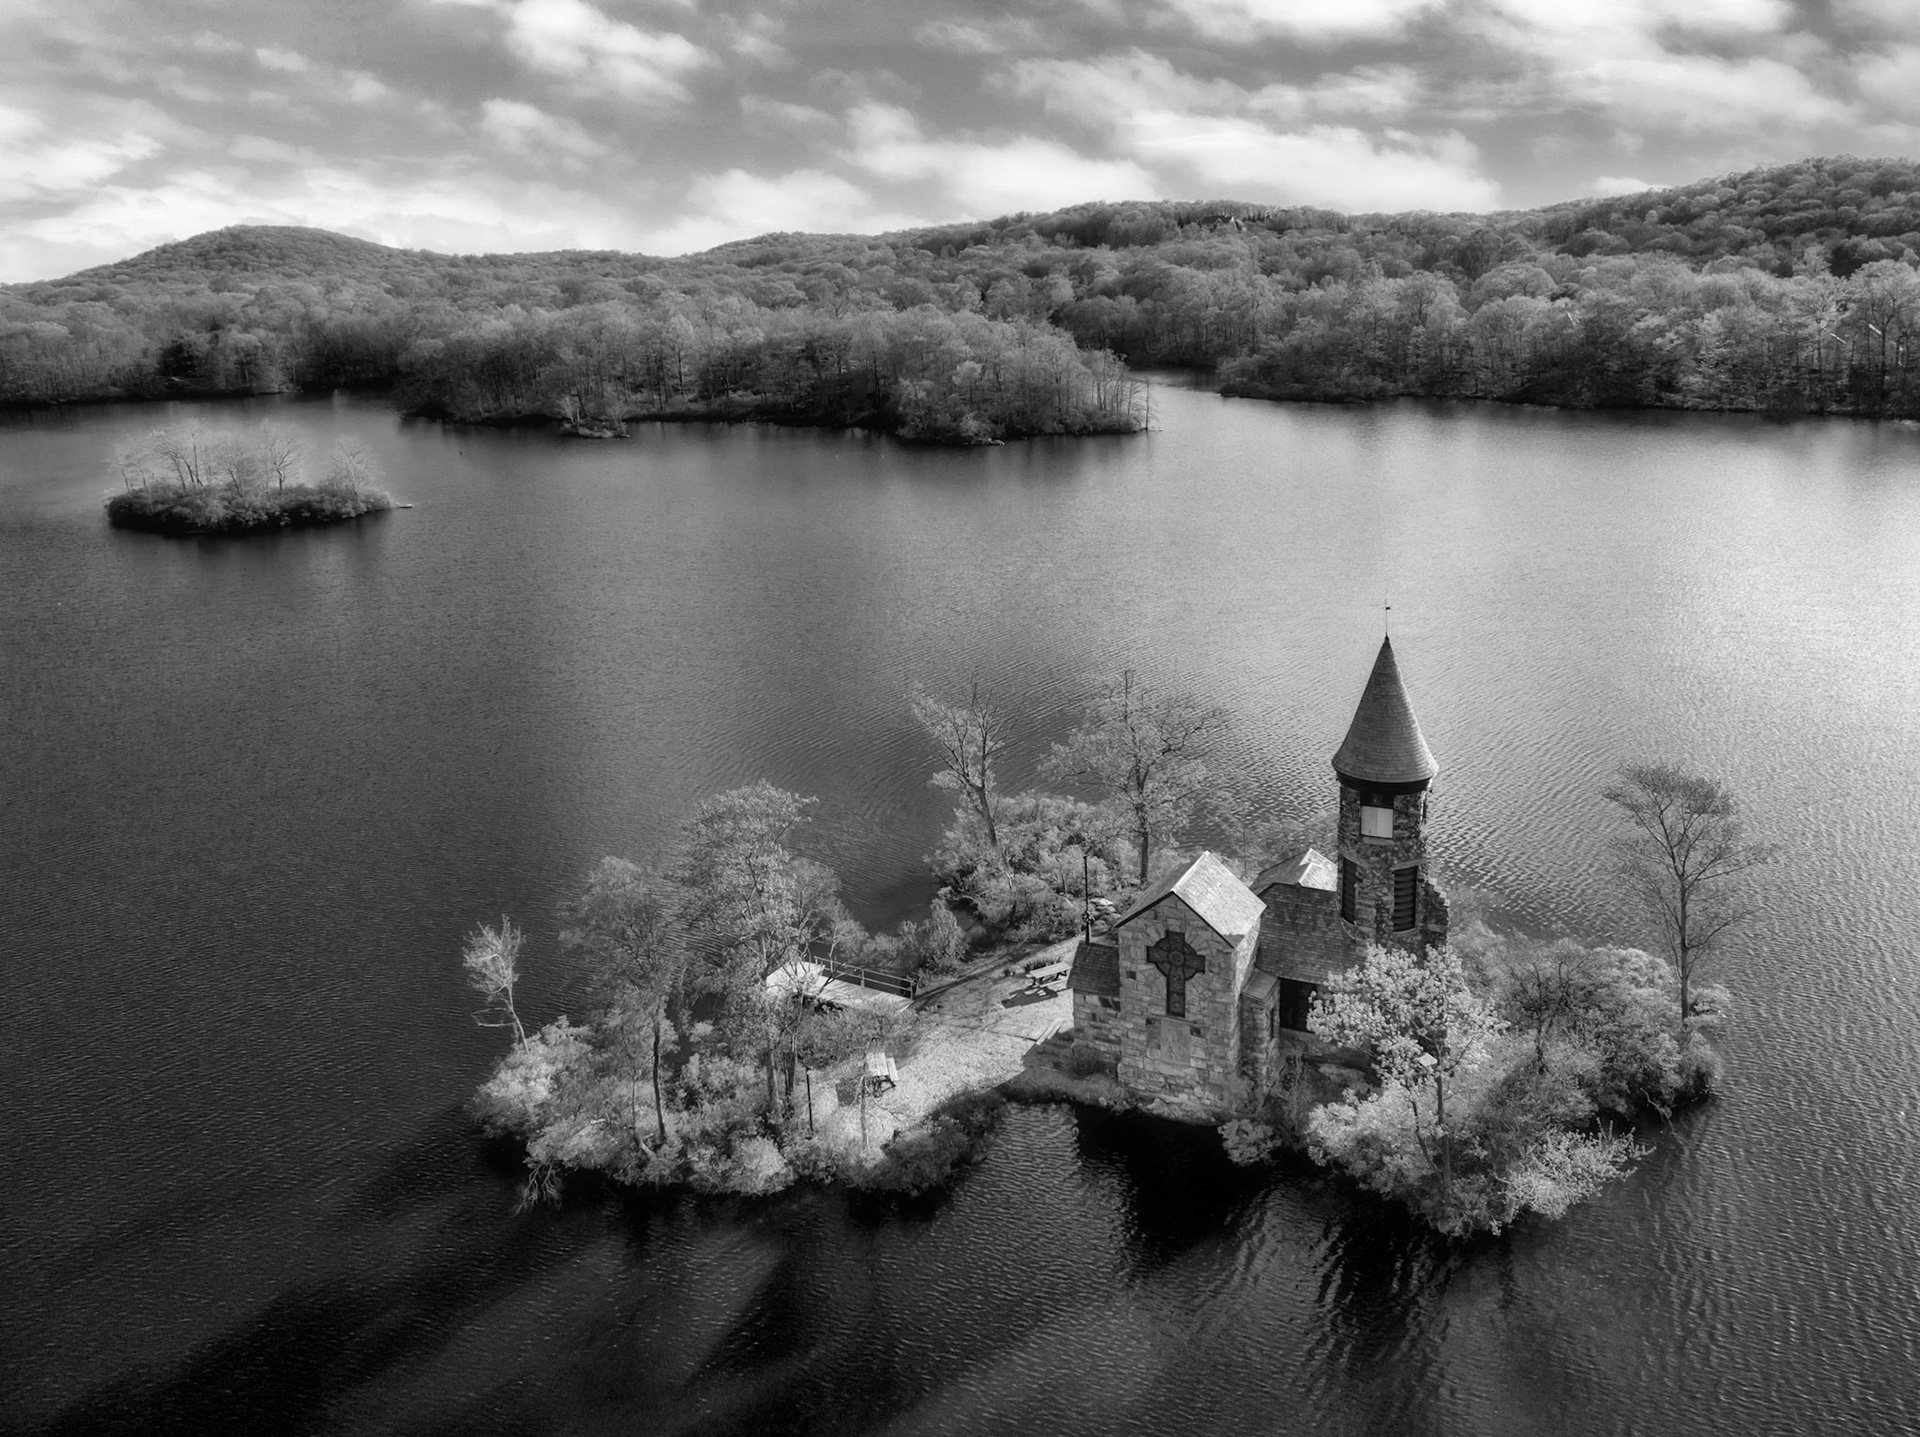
top-left (1022, 964), bottom-right (1068, 996)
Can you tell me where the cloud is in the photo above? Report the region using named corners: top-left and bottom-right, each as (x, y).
top-left (436, 0), bottom-right (714, 102)
top-left (915, 18), bottom-right (1049, 55)
top-left (1137, 118), bottom-right (1499, 211)
top-left (740, 95), bottom-right (836, 136)
top-left (725, 12), bottom-right (788, 66)
top-left (638, 168), bottom-right (928, 255)
top-left (843, 103), bottom-right (1159, 217)
top-left (1008, 56), bottom-right (1496, 212)
top-left (0, 102), bottom-right (164, 203)
top-left (1465, 0), bottom-right (1852, 135)
top-left (1834, 0), bottom-right (1920, 33)
top-left (1479, 0), bottom-right (1792, 40)
top-left (1853, 44), bottom-right (1920, 120)
top-left (1137, 0), bottom-right (1440, 42)
top-left (0, 161), bottom-right (650, 280)
top-left (253, 47), bottom-right (310, 73)
top-left (1590, 174), bottom-right (1656, 196)
top-left (479, 98), bottom-right (607, 162)
top-left (342, 71), bottom-right (391, 105)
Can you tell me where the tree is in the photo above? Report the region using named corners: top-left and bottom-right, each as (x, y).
top-left (1500, 937), bottom-right (1604, 1072)
top-left (256, 421), bottom-right (302, 491)
top-left (1042, 670), bottom-right (1228, 880)
top-left (463, 916), bottom-right (528, 1047)
top-left (324, 440), bottom-right (381, 497)
top-left (911, 679), bottom-right (1010, 850)
top-left (1602, 763), bottom-right (1776, 1036)
top-left (792, 1002), bottom-right (908, 1137)
top-left (560, 857), bottom-right (686, 1149)
top-left (1310, 943), bottom-right (1504, 1205)
top-left (674, 781), bottom-right (816, 1119)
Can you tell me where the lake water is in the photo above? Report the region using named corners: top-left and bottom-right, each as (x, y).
top-left (4, 385), bottom-right (1919, 1435)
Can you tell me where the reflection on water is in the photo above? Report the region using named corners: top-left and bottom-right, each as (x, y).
top-left (4, 390), bottom-right (1920, 1434)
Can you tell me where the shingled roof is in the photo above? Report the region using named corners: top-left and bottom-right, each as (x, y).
top-left (1331, 636), bottom-right (1438, 786)
top-left (1115, 850), bottom-right (1266, 941)
top-left (1068, 938), bottom-right (1120, 998)
top-left (1252, 846), bottom-right (1338, 894)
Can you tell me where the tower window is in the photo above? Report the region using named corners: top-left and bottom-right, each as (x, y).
top-left (1339, 857), bottom-right (1357, 922)
top-left (1393, 866), bottom-right (1418, 930)
top-left (1360, 804), bottom-right (1394, 839)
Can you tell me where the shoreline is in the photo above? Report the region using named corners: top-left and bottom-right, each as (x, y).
top-left (16, 375), bottom-right (1918, 437)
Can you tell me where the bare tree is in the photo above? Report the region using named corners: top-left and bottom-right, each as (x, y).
top-left (1602, 763), bottom-right (1776, 1035)
top-left (114, 423), bottom-right (211, 491)
top-left (463, 917), bottom-right (528, 1047)
top-left (1043, 670), bottom-right (1228, 881)
top-left (910, 678), bottom-right (1010, 850)
top-left (325, 441), bottom-right (380, 497)
top-left (256, 422), bottom-right (302, 492)
top-left (205, 430), bottom-right (261, 492)
top-left (151, 423), bottom-right (212, 489)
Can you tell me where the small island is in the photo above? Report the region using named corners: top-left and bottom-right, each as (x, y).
top-left (463, 641), bottom-right (1769, 1237)
top-left (104, 421), bottom-right (394, 537)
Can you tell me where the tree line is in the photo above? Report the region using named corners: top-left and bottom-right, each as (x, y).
top-left (10, 155), bottom-right (1920, 429)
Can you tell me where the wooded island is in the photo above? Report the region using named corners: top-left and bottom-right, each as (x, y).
top-left (465, 653), bottom-right (1771, 1239)
top-left (103, 422), bottom-right (394, 537)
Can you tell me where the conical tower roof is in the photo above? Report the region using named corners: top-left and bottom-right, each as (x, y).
top-left (1331, 637), bottom-right (1437, 786)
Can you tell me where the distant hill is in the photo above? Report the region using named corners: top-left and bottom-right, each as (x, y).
top-left (6, 154), bottom-right (1920, 423)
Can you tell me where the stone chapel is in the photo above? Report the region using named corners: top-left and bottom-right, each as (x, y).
top-left (1066, 636), bottom-right (1450, 1114)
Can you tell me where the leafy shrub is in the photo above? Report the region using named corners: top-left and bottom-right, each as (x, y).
top-left (1306, 1055), bottom-right (1645, 1237)
top-left (850, 1090), bottom-right (1006, 1195)
top-left (471, 1019), bottom-right (592, 1138)
top-left (1219, 1118), bottom-right (1283, 1167)
top-left (930, 791), bottom-right (1128, 940)
top-left (916, 900), bottom-right (970, 974)
top-left (1475, 937), bottom-right (1725, 1118)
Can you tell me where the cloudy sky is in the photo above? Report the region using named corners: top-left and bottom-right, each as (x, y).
top-left (3, 0), bottom-right (1919, 280)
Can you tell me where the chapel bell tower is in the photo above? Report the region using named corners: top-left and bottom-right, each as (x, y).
top-left (1331, 636), bottom-right (1447, 951)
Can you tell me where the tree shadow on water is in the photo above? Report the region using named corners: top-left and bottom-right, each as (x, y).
top-left (1071, 1106), bottom-right (1275, 1272)
top-left (29, 1110), bottom-right (596, 1437)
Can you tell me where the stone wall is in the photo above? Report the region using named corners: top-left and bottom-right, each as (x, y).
top-left (1238, 972), bottom-right (1279, 1095)
top-left (1072, 990), bottom-right (1123, 1066)
top-left (1114, 895), bottom-right (1258, 1112)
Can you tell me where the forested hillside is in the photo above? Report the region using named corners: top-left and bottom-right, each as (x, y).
top-left (8, 154), bottom-right (1920, 429)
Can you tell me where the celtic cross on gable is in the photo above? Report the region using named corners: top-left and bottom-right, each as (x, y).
top-left (1146, 932), bottom-right (1206, 1019)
